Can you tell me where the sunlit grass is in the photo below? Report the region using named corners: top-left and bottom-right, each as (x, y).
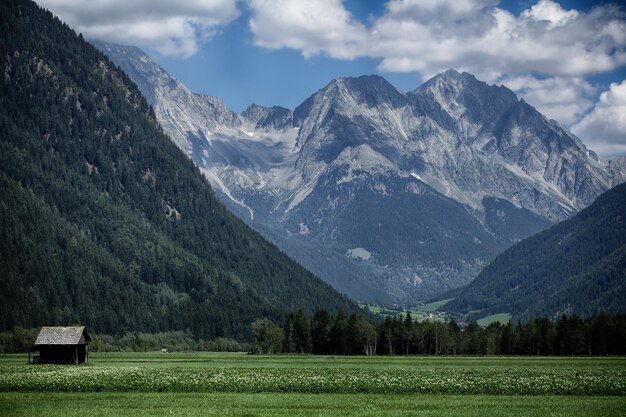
top-left (420, 299), bottom-right (454, 312)
top-left (476, 313), bottom-right (512, 326)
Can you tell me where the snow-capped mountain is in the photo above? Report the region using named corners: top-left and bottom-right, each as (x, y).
top-left (96, 41), bottom-right (625, 304)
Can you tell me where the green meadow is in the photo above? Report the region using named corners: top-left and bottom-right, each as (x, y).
top-left (1, 353), bottom-right (625, 416)
top-left (476, 313), bottom-right (513, 326)
top-left (359, 303), bottom-right (448, 322)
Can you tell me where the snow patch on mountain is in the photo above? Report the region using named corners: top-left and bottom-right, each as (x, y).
top-left (346, 248), bottom-right (372, 261)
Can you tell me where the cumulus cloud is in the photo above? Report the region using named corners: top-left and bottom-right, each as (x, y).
top-left (248, 0), bottom-right (626, 78)
top-left (520, 0), bottom-right (579, 28)
top-left (571, 81), bottom-right (626, 156)
top-left (248, 0), bottom-right (367, 59)
top-left (36, 0), bottom-right (240, 57)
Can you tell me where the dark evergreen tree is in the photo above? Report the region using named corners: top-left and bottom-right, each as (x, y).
top-left (329, 309), bottom-right (348, 355)
top-left (275, 310), bottom-right (626, 357)
top-left (311, 309), bottom-right (333, 355)
top-left (291, 310), bottom-right (313, 354)
top-left (402, 312), bottom-right (414, 355)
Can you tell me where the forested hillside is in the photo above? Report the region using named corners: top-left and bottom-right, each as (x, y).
top-left (0, 0), bottom-right (354, 340)
top-left (446, 182), bottom-right (626, 321)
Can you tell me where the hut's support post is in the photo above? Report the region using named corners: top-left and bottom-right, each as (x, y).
top-left (75, 346), bottom-right (78, 365)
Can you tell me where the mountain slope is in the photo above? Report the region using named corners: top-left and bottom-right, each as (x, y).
top-left (96, 42), bottom-right (623, 304)
top-left (0, 0), bottom-right (354, 339)
top-left (446, 182), bottom-right (626, 320)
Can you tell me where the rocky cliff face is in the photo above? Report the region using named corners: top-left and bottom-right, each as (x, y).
top-left (96, 41), bottom-right (624, 304)
top-left (242, 104), bottom-right (293, 131)
top-left (604, 157), bottom-right (626, 186)
top-left (405, 70), bottom-right (614, 222)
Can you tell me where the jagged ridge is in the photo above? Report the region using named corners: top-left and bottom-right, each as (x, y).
top-left (96, 42), bottom-right (625, 304)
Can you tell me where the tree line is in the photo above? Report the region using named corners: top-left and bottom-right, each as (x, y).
top-left (0, 328), bottom-right (248, 353)
top-left (251, 310), bottom-right (626, 356)
top-left (3, 312), bottom-right (624, 355)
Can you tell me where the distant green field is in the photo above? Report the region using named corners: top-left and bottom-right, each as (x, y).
top-left (421, 298), bottom-right (453, 312)
top-left (359, 303), bottom-right (446, 322)
top-left (359, 299), bottom-right (512, 328)
top-left (477, 313), bottom-right (512, 326)
top-left (1, 353), bottom-right (624, 416)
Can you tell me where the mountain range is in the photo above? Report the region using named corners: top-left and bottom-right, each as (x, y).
top-left (96, 41), bottom-right (626, 304)
top-left (0, 0), bottom-right (354, 339)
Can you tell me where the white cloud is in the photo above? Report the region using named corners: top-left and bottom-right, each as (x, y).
top-left (372, 0), bottom-right (626, 78)
top-left (248, 0), bottom-right (626, 78)
top-left (384, 0), bottom-right (499, 23)
top-left (498, 76), bottom-right (595, 126)
top-left (571, 80), bottom-right (626, 156)
top-left (248, 0), bottom-right (367, 59)
top-left (520, 0), bottom-right (579, 28)
top-left (36, 0), bottom-right (240, 57)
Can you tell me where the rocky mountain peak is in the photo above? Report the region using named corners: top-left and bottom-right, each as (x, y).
top-left (241, 104), bottom-right (293, 131)
top-left (420, 69), bottom-right (494, 92)
top-left (241, 104), bottom-right (271, 124)
top-left (324, 74), bottom-right (407, 108)
top-left (293, 74), bottom-right (413, 157)
top-left (414, 69), bottom-right (518, 124)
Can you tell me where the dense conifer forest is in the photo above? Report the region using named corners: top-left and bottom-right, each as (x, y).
top-left (252, 310), bottom-right (626, 356)
top-left (446, 182), bottom-right (626, 321)
top-left (0, 0), bottom-right (355, 340)
top-left (3, 311), bottom-right (624, 355)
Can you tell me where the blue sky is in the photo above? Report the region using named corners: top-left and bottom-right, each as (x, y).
top-left (37, 0), bottom-right (626, 155)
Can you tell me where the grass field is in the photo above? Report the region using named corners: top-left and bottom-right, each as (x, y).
top-left (1, 353), bottom-right (625, 416)
top-left (359, 303), bottom-right (446, 322)
top-left (2, 392), bottom-right (625, 417)
top-left (420, 299), bottom-right (453, 312)
top-left (359, 299), bottom-right (513, 327)
top-left (476, 313), bottom-right (512, 326)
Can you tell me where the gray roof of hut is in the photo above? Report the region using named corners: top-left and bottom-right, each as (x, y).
top-left (34, 326), bottom-right (91, 345)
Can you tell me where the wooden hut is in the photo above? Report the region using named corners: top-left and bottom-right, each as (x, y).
top-left (31, 326), bottom-right (91, 364)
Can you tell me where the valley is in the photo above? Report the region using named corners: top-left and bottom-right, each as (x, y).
top-left (1, 1), bottom-right (626, 415)
top-left (96, 42), bottom-right (625, 305)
